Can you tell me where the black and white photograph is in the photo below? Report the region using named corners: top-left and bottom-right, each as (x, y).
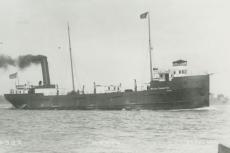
top-left (0, 0), bottom-right (230, 153)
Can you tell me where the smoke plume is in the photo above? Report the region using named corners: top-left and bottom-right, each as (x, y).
top-left (0, 54), bottom-right (46, 70)
top-left (17, 54), bottom-right (45, 69)
top-left (0, 55), bottom-right (15, 69)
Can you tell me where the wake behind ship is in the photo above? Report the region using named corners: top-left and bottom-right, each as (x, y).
top-left (4, 13), bottom-right (210, 110)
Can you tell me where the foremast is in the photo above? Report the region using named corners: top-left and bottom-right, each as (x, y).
top-left (67, 23), bottom-right (76, 92)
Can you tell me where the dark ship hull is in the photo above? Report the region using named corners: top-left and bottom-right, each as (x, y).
top-left (4, 75), bottom-right (209, 110)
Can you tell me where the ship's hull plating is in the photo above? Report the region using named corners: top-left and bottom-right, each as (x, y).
top-left (4, 88), bottom-right (209, 110)
top-left (4, 75), bottom-right (210, 110)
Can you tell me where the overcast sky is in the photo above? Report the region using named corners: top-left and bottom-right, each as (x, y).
top-left (0, 0), bottom-right (230, 96)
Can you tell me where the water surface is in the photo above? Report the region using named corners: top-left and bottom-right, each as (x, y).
top-left (0, 102), bottom-right (229, 153)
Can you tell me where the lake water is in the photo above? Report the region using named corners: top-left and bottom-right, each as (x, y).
top-left (0, 102), bottom-right (229, 153)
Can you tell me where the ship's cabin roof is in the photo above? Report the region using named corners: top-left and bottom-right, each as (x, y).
top-left (172, 59), bottom-right (187, 67)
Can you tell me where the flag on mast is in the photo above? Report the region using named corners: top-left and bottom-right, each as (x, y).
top-left (140, 12), bottom-right (148, 19)
top-left (9, 72), bottom-right (18, 79)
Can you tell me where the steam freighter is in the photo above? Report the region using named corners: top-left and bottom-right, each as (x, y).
top-left (4, 12), bottom-right (210, 110)
top-left (4, 59), bottom-right (210, 110)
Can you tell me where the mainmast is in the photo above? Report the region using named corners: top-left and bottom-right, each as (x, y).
top-left (147, 12), bottom-right (153, 82)
top-left (140, 11), bottom-right (153, 82)
top-left (67, 23), bottom-right (76, 91)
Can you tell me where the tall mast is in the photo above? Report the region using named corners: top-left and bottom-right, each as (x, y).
top-left (147, 12), bottom-right (153, 82)
top-left (67, 23), bottom-right (76, 91)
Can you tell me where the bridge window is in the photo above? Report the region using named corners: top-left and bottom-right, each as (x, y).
top-left (181, 70), bottom-right (187, 74)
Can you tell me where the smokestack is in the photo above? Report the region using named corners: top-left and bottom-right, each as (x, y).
top-left (16, 54), bottom-right (51, 86)
top-left (0, 54), bottom-right (55, 88)
top-left (40, 56), bottom-right (50, 86)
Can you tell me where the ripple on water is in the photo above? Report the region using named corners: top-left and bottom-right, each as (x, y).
top-left (0, 103), bottom-right (229, 153)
